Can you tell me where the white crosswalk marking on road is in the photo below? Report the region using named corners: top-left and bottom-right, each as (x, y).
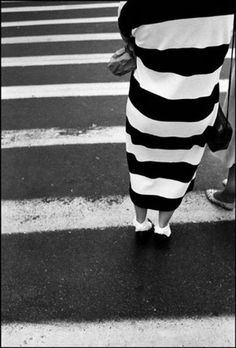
top-left (1, 33), bottom-right (121, 44)
top-left (2, 192), bottom-right (234, 235)
top-left (2, 50), bottom-right (233, 67)
top-left (1, 16), bottom-right (117, 27)
top-left (1, 53), bottom-right (112, 67)
top-left (1, 82), bottom-right (129, 99)
top-left (1, 80), bottom-right (228, 99)
top-left (1, 127), bottom-right (125, 148)
top-left (2, 316), bottom-right (235, 347)
top-left (1, 2), bottom-right (119, 13)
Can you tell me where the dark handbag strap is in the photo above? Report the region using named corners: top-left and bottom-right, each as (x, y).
top-left (226, 17), bottom-right (235, 121)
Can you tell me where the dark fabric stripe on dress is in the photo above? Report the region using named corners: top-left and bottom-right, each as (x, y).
top-left (129, 74), bottom-right (219, 122)
top-left (135, 45), bottom-right (229, 76)
top-left (118, 2), bottom-right (234, 38)
top-left (126, 152), bottom-right (197, 182)
top-left (126, 118), bottom-right (210, 150)
top-left (129, 179), bottom-right (195, 211)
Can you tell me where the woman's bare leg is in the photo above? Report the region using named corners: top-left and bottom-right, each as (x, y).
top-left (134, 205), bottom-right (148, 223)
top-left (214, 164), bottom-right (235, 203)
top-left (158, 210), bottom-right (175, 228)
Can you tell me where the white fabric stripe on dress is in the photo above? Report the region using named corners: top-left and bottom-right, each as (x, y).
top-left (130, 173), bottom-right (196, 199)
top-left (126, 134), bottom-right (205, 165)
top-left (134, 59), bottom-right (222, 99)
top-left (132, 15), bottom-right (234, 50)
top-left (126, 98), bottom-right (218, 137)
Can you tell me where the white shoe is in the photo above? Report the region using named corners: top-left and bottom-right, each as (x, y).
top-left (154, 223), bottom-right (171, 237)
top-left (222, 178), bottom-right (227, 187)
top-left (133, 217), bottom-right (153, 232)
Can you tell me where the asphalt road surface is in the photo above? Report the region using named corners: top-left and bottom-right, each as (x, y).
top-left (1, 1), bottom-right (235, 347)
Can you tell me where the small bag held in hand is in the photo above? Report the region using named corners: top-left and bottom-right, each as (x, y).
top-left (207, 105), bottom-right (233, 152)
top-left (206, 27), bottom-right (234, 153)
top-left (107, 45), bottom-right (136, 76)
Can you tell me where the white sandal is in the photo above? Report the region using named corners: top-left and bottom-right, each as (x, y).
top-left (154, 223), bottom-right (171, 237)
top-left (222, 178), bottom-right (227, 187)
top-left (133, 217), bottom-right (153, 232)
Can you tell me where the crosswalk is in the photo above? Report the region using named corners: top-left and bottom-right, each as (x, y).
top-left (1, 1), bottom-right (235, 347)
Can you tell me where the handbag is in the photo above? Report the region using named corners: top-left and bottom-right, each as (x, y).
top-left (207, 26), bottom-right (235, 152)
top-left (107, 44), bottom-right (136, 77)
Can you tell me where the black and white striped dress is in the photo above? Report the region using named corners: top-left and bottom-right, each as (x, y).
top-left (118, 2), bottom-right (234, 211)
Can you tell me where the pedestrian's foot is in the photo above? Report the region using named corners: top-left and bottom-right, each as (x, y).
top-left (153, 223), bottom-right (171, 244)
top-left (205, 189), bottom-right (235, 210)
top-left (222, 178), bottom-right (227, 187)
top-left (133, 217), bottom-right (154, 242)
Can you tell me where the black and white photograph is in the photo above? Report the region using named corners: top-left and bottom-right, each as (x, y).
top-left (1, 0), bottom-right (235, 346)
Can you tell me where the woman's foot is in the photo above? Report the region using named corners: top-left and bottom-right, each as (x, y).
top-left (205, 189), bottom-right (235, 210)
top-left (153, 223), bottom-right (171, 245)
top-left (154, 223), bottom-right (171, 237)
top-left (222, 178), bottom-right (227, 187)
top-left (133, 217), bottom-right (154, 241)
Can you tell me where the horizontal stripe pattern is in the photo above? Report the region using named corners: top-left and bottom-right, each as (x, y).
top-left (1, 50), bottom-right (234, 67)
top-left (129, 180), bottom-right (195, 211)
top-left (2, 192), bottom-right (234, 234)
top-left (119, 5), bottom-right (234, 210)
top-left (2, 317), bottom-right (235, 347)
top-left (1, 33), bottom-right (121, 44)
top-left (126, 118), bottom-right (210, 150)
top-left (135, 44), bottom-right (229, 76)
top-left (1, 53), bottom-right (111, 67)
top-left (1, 127), bottom-right (125, 149)
top-left (126, 98), bottom-right (218, 137)
top-left (127, 152), bottom-right (197, 182)
top-left (118, 2), bottom-right (234, 38)
top-left (1, 2), bottom-right (119, 13)
top-left (126, 134), bottom-right (205, 165)
top-left (134, 58), bottom-right (222, 100)
top-left (129, 74), bottom-right (220, 122)
top-left (1, 17), bottom-right (117, 27)
top-left (132, 15), bottom-right (234, 50)
top-left (1, 82), bottom-right (129, 99)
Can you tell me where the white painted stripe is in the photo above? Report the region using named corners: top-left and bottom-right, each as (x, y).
top-left (1, 128), bottom-right (206, 169)
top-left (1, 82), bottom-right (129, 99)
top-left (133, 15), bottom-right (234, 50)
top-left (127, 98), bottom-right (218, 138)
top-left (135, 58), bottom-right (222, 99)
top-left (1, 192), bottom-right (234, 235)
top-left (1, 33), bottom-right (121, 44)
top-left (1, 127), bottom-right (125, 149)
top-left (2, 316), bottom-right (235, 347)
top-left (1, 80), bottom-right (228, 100)
top-left (1, 16), bottom-right (117, 27)
top-left (126, 134), bottom-right (205, 166)
top-left (1, 53), bottom-right (111, 67)
top-left (1, 51), bottom-right (233, 68)
top-left (1, 2), bottom-right (119, 12)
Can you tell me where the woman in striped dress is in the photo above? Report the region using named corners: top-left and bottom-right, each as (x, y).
top-left (118, 1), bottom-right (234, 238)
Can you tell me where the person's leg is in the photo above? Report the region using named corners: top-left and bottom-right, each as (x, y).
top-left (154, 209), bottom-right (175, 238)
top-left (158, 210), bottom-right (175, 228)
top-left (133, 204), bottom-right (153, 234)
top-left (134, 205), bottom-right (147, 223)
top-left (213, 164), bottom-right (235, 203)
